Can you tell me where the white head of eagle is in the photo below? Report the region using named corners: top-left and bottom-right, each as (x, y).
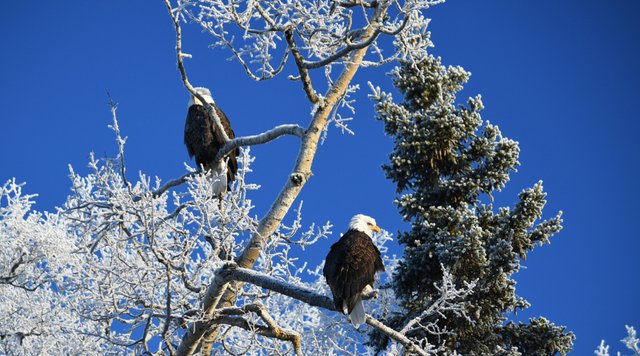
top-left (188, 87), bottom-right (215, 108)
top-left (183, 86), bottom-right (239, 194)
top-left (348, 214), bottom-right (381, 237)
top-left (323, 214), bottom-right (385, 328)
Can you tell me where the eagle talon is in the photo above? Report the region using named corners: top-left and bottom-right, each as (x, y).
top-left (368, 290), bottom-right (380, 300)
top-left (361, 287), bottom-right (379, 300)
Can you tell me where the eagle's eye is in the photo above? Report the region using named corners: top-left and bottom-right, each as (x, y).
top-left (367, 222), bottom-right (373, 226)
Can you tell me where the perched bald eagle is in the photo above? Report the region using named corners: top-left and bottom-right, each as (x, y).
top-left (323, 214), bottom-right (384, 328)
top-left (184, 87), bottom-right (239, 194)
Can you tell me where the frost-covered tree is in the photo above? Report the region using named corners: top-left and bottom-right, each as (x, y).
top-left (370, 56), bottom-right (575, 354)
top-left (0, 0), bottom-right (489, 355)
top-left (2, 108), bottom-right (470, 355)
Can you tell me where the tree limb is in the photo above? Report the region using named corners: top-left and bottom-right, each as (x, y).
top-left (366, 317), bottom-right (428, 356)
top-left (333, 0), bottom-right (379, 8)
top-left (163, 0), bottom-right (230, 143)
top-left (107, 94), bottom-right (132, 194)
top-left (285, 29), bottom-right (320, 104)
top-left (179, 262), bottom-right (427, 355)
top-left (131, 123), bottom-right (304, 202)
top-left (183, 3), bottom-right (290, 81)
top-left (302, 26), bottom-right (384, 70)
top-left (214, 124), bottom-right (306, 161)
top-left (216, 302), bottom-right (302, 356)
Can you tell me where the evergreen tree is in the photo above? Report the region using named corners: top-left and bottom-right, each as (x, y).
top-left (371, 56), bottom-right (575, 354)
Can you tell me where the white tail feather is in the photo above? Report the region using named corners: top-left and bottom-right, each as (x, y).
top-left (349, 298), bottom-right (366, 328)
top-left (210, 160), bottom-right (228, 196)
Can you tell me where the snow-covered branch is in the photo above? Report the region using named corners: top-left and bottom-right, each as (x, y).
top-left (182, 262), bottom-right (430, 356)
top-left (107, 94), bottom-right (132, 193)
top-left (596, 325), bottom-right (640, 356)
top-left (400, 266), bottom-right (475, 336)
top-left (147, 172), bottom-right (195, 200)
top-left (176, 0), bottom-right (443, 81)
top-left (216, 303), bottom-right (302, 356)
top-left (366, 317), bottom-right (429, 356)
top-left (214, 124), bottom-right (306, 161)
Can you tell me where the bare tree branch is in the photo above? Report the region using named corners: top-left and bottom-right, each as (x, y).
top-left (399, 267), bottom-right (475, 336)
top-left (365, 317), bottom-right (429, 356)
top-left (285, 29), bottom-right (320, 104)
top-left (129, 123), bottom-right (304, 202)
top-left (301, 27), bottom-right (383, 70)
top-left (130, 172), bottom-right (194, 202)
top-left (182, 3), bottom-right (291, 81)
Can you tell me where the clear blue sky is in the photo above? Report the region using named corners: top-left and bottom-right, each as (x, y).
top-left (1, 1), bottom-right (638, 354)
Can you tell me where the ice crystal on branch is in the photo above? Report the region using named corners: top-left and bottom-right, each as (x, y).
top-left (175, 0), bottom-right (443, 81)
top-left (596, 325), bottom-right (640, 356)
top-left (0, 180), bottom-right (118, 354)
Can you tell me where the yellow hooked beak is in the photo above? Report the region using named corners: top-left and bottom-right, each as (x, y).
top-left (372, 225), bottom-right (381, 233)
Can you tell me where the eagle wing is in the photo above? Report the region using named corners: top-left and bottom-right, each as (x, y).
top-left (184, 104), bottom-right (239, 186)
top-left (214, 105), bottom-right (239, 185)
top-left (323, 230), bottom-right (384, 314)
top-left (184, 105), bottom-right (217, 167)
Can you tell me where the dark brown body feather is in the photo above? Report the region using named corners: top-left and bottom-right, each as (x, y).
top-left (184, 104), bottom-right (239, 187)
top-left (323, 229), bottom-right (385, 314)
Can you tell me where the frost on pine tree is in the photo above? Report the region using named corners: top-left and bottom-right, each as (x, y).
top-left (370, 56), bottom-right (575, 354)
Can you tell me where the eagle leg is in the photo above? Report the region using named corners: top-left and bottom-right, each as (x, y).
top-left (361, 285), bottom-right (379, 300)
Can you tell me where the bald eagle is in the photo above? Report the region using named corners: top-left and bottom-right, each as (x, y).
top-left (184, 87), bottom-right (239, 194)
top-left (323, 214), bottom-right (384, 328)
